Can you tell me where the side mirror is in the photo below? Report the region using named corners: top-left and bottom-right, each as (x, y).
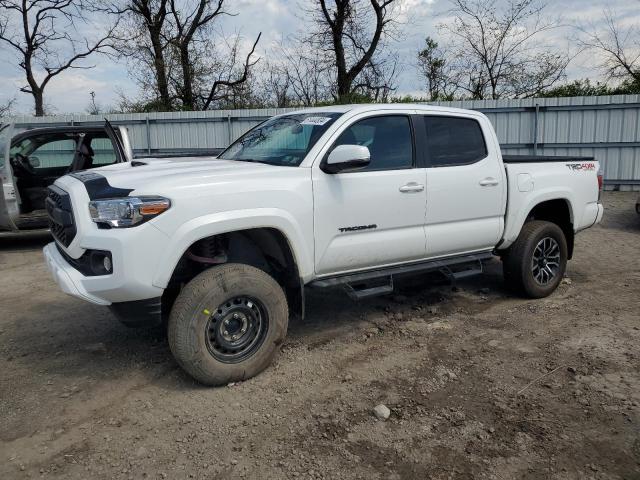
top-left (29, 156), bottom-right (40, 168)
top-left (323, 144), bottom-right (370, 174)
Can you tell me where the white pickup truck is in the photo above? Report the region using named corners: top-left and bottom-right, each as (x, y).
top-left (43, 104), bottom-right (604, 385)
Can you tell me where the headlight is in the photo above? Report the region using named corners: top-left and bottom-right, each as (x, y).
top-left (88, 196), bottom-right (171, 228)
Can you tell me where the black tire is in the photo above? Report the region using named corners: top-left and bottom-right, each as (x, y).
top-left (168, 263), bottom-right (288, 386)
top-left (502, 220), bottom-right (568, 298)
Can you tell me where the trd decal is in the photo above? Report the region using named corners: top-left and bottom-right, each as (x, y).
top-left (566, 162), bottom-right (596, 171)
top-left (338, 224), bottom-right (377, 233)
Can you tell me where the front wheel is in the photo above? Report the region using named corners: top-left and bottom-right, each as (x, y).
top-left (168, 263), bottom-right (288, 386)
top-left (502, 220), bottom-right (568, 298)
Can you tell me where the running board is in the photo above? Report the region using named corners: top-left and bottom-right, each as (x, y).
top-left (438, 259), bottom-right (485, 289)
top-left (310, 251), bottom-right (494, 299)
top-left (344, 277), bottom-right (394, 300)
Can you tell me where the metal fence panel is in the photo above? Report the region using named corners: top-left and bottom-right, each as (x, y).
top-left (5, 95), bottom-right (640, 188)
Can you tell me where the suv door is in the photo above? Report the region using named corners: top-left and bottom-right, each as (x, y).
top-left (312, 113), bottom-right (427, 275)
top-left (0, 123), bottom-right (18, 230)
top-left (420, 115), bottom-right (505, 257)
top-left (11, 134), bottom-right (78, 213)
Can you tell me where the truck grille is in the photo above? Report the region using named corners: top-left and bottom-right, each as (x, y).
top-left (46, 185), bottom-right (76, 247)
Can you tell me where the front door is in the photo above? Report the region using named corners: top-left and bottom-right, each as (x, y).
top-left (312, 114), bottom-right (427, 276)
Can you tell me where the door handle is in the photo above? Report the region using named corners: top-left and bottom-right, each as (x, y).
top-left (399, 182), bottom-right (424, 193)
top-left (479, 177), bottom-right (499, 187)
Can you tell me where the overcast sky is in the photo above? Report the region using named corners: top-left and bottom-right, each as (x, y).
top-left (0, 0), bottom-right (637, 114)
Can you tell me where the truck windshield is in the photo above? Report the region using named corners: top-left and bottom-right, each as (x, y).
top-left (218, 112), bottom-right (343, 166)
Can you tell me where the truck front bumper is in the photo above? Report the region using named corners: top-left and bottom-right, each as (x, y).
top-left (43, 242), bottom-right (111, 305)
top-left (44, 236), bottom-right (166, 306)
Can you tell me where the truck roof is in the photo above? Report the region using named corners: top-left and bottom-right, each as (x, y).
top-left (279, 103), bottom-right (483, 117)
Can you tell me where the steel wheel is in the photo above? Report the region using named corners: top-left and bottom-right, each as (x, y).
top-left (205, 296), bottom-right (269, 363)
top-left (531, 236), bottom-right (561, 285)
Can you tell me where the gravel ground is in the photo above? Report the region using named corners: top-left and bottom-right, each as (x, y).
top-left (1, 191), bottom-right (639, 480)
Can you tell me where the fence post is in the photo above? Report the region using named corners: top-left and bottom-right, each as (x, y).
top-left (227, 114), bottom-right (232, 146)
top-left (146, 115), bottom-right (151, 155)
top-left (533, 103), bottom-right (539, 156)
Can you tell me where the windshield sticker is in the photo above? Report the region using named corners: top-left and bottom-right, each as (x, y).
top-left (300, 116), bottom-right (332, 126)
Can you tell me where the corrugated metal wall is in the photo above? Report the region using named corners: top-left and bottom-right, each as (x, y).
top-left (6, 95), bottom-right (640, 188)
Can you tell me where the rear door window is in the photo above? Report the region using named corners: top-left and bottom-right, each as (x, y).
top-left (423, 116), bottom-right (487, 167)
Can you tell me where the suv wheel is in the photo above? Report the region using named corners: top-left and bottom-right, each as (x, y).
top-left (168, 263), bottom-right (288, 386)
top-left (502, 220), bottom-right (568, 298)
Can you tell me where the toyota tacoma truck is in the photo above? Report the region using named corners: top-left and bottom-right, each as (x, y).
top-left (42, 104), bottom-right (604, 385)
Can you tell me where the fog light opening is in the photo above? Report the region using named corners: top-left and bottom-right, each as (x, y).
top-left (103, 256), bottom-right (112, 273)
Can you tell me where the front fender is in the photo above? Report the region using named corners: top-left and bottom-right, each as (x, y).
top-left (151, 208), bottom-right (313, 288)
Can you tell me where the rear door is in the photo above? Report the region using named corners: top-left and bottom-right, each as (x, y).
top-left (420, 114), bottom-right (506, 257)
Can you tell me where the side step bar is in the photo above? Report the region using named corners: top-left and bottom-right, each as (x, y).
top-left (309, 251), bottom-right (494, 300)
top-left (344, 278), bottom-right (395, 300)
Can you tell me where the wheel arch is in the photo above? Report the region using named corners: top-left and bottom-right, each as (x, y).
top-left (158, 225), bottom-right (305, 320)
top-left (502, 196), bottom-right (575, 259)
top-left (525, 198), bottom-right (574, 259)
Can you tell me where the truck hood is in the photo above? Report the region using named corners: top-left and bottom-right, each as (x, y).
top-left (81, 156), bottom-right (293, 193)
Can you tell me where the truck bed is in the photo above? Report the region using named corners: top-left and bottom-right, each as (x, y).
top-left (501, 157), bottom-right (601, 250)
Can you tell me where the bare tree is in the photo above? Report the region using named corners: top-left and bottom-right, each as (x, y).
top-left (354, 56), bottom-right (399, 101)
top-left (417, 36), bottom-right (456, 101)
top-left (307, 0), bottom-right (403, 103)
top-left (260, 60), bottom-right (292, 107)
top-left (0, 0), bottom-right (117, 116)
top-left (286, 46), bottom-right (331, 106)
top-left (129, 0), bottom-right (173, 109)
top-left (104, 0), bottom-right (261, 111)
top-left (0, 98), bottom-right (16, 117)
top-left (267, 39), bottom-right (333, 107)
top-left (439, 0), bottom-right (568, 99)
top-left (98, 0), bottom-right (175, 110)
top-left (169, 0), bottom-right (227, 109)
top-left (201, 32), bottom-right (262, 110)
top-left (579, 9), bottom-right (640, 85)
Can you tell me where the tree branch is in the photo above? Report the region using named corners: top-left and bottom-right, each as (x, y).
top-left (203, 32), bottom-right (261, 109)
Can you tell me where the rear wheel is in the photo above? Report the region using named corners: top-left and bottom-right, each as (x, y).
top-left (168, 263), bottom-right (288, 386)
top-left (502, 220), bottom-right (568, 298)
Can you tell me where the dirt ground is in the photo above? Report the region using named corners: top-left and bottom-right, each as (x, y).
top-left (1, 191), bottom-right (639, 480)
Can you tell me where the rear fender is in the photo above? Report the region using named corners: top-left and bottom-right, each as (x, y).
top-left (501, 189), bottom-right (576, 249)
